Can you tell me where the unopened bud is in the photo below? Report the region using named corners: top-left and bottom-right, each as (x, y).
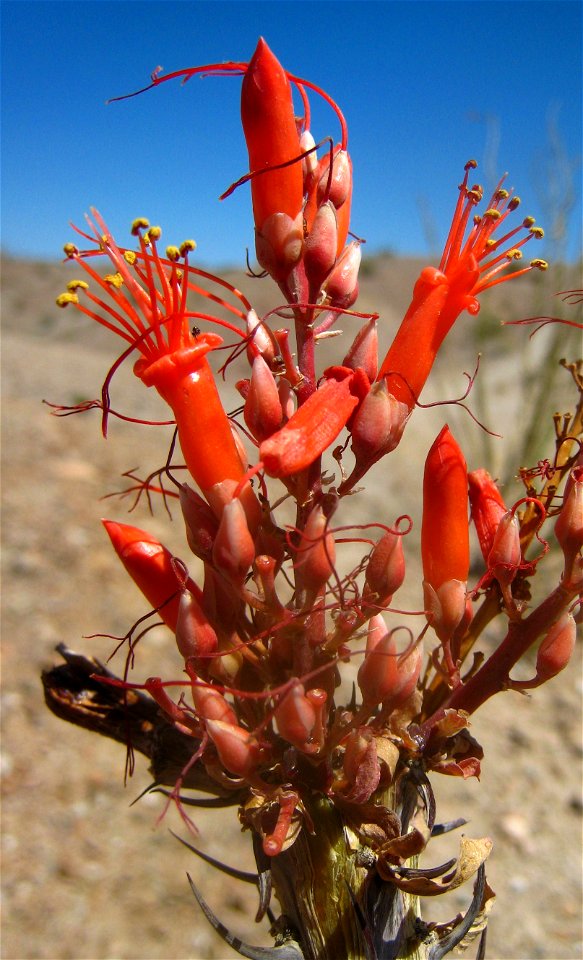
top-left (469, 468), bottom-right (508, 563)
top-left (190, 678), bottom-right (237, 725)
top-left (487, 510), bottom-right (521, 595)
top-left (363, 530), bottom-right (406, 608)
top-left (423, 579), bottom-right (468, 642)
top-left (304, 201), bottom-right (338, 293)
top-left (175, 587), bottom-right (218, 664)
top-left (212, 497), bottom-right (255, 586)
top-left (317, 148), bottom-right (352, 210)
top-left (322, 241), bottom-right (361, 308)
top-left (343, 317), bottom-right (378, 382)
top-left (511, 613), bottom-right (576, 689)
top-left (246, 308), bottom-right (276, 365)
top-left (179, 483), bottom-right (218, 562)
top-left (296, 503), bottom-right (336, 597)
top-left (358, 623), bottom-right (400, 706)
top-left (205, 719), bottom-right (264, 778)
top-left (555, 466), bottom-right (583, 584)
top-left (244, 355), bottom-right (283, 442)
top-left (274, 682), bottom-right (318, 753)
top-left (300, 129), bottom-right (318, 178)
top-left (351, 379), bottom-right (410, 472)
top-left (255, 211), bottom-right (304, 280)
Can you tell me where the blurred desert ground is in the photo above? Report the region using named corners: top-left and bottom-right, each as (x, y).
top-left (1, 249), bottom-right (582, 960)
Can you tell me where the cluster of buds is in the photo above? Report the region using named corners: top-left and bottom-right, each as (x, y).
top-left (52, 39), bottom-right (582, 960)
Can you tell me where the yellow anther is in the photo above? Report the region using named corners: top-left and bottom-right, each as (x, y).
top-left (104, 272), bottom-right (124, 288)
top-left (66, 279), bottom-right (89, 291)
top-left (131, 217), bottom-right (150, 235)
top-left (484, 208), bottom-right (502, 220)
top-left (166, 245), bottom-right (181, 262)
top-left (522, 216), bottom-right (535, 228)
top-left (494, 189), bottom-right (509, 201)
top-left (63, 242), bottom-right (79, 258)
top-left (530, 226), bottom-right (544, 239)
top-left (56, 292), bottom-right (79, 307)
top-left (179, 239), bottom-right (197, 256)
top-left (485, 238), bottom-right (496, 248)
top-left (530, 258), bottom-right (548, 270)
top-left (508, 196), bottom-right (521, 210)
top-left (175, 268), bottom-right (184, 282)
top-left (467, 187), bottom-right (483, 204)
top-left (506, 248), bottom-right (523, 261)
top-left (147, 226), bottom-right (162, 241)
top-left (123, 250), bottom-right (137, 265)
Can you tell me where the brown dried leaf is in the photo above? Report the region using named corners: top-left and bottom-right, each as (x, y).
top-left (378, 835), bottom-right (493, 896)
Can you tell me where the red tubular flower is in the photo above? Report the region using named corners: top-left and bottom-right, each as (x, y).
top-left (260, 368), bottom-right (360, 478)
top-left (468, 468), bottom-right (508, 563)
top-left (422, 425), bottom-right (469, 591)
top-left (241, 38), bottom-right (304, 276)
top-left (378, 162), bottom-right (547, 409)
top-left (58, 213), bottom-right (254, 517)
top-left (102, 520), bottom-right (196, 630)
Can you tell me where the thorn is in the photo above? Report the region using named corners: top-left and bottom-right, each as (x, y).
top-left (431, 817), bottom-right (469, 837)
top-left (427, 864), bottom-right (487, 959)
top-left (186, 874), bottom-right (305, 959)
top-left (345, 883), bottom-right (376, 960)
top-left (252, 831), bottom-right (274, 922)
top-left (171, 830), bottom-right (258, 883)
top-left (151, 786), bottom-right (238, 808)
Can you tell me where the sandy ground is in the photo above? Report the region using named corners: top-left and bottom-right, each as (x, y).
top-left (1, 254), bottom-right (582, 960)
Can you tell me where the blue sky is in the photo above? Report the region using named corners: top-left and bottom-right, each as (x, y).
top-left (2, 0), bottom-right (581, 266)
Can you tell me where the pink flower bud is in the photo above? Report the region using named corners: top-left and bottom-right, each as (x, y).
top-left (179, 483), bottom-right (218, 562)
top-left (244, 355), bottom-right (283, 442)
top-left (246, 308), bottom-right (276, 365)
top-left (317, 148), bottom-right (352, 210)
top-left (363, 530), bottom-right (406, 608)
top-left (295, 503), bottom-right (336, 597)
top-left (304, 201), bottom-right (338, 293)
top-left (322, 241), bottom-right (361, 309)
top-left (385, 643), bottom-right (422, 711)
top-left (212, 497), bottom-right (255, 586)
top-left (350, 379), bottom-right (410, 474)
top-left (468, 468), bottom-right (508, 563)
top-left (190, 680), bottom-right (237, 725)
top-left (274, 682), bottom-right (318, 753)
top-left (487, 510), bottom-right (521, 590)
top-left (358, 624), bottom-right (400, 706)
top-left (511, 613), bottom-right (576, 689)
top-left (423, 579), bottom-right (468, 641)
top-left (175, 587), bottom-right (218, 664)
top-left (343, 317), bottom-right (378, 382)
top-left (299, 129), bottom-right (318, 178)
top-left (205, 719), bottom-right (263, 778)
top-left (555, 466), bottom-right (583, 584)
top-left (255, 211), bottom-right (304, 280)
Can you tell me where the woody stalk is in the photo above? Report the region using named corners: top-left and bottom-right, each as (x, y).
top-left (45, 39), bottom-right (582, 960)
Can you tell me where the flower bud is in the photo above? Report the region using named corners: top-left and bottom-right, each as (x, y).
top-left (422, 425), bottom-right (469, 591)
top-left (487, 510), bottom-right (521, 591)
top-left (246, 308), bottom-right (276, 365)
top-left (274, 682), bottom-right (318, 753)
top-left (341, 727), bottom-right (381, 803)
top-left (295, 504), bottom-right (336, 597)
top-left (363, 530), bottom-right (406, 608)
top-left (244, 355), bottom-right (283, 442)
top-left (190, 680), bottom-right (237, 725)
top-left (317, 148), bottom-right (352, 209)
top-left (206, 719), bottom-right (264, 778)
top-left (212, 497), bottom-right (255, 587)
top-left (555, 466), bottom-right (583, 584)
top-left (343, 317), bottom-right (378, 382)
top-left (350, 379), bottom-right (410, 473)
top-left (304, 201), bottom-right (338, 294)
top-left (179, 483), bottom-right (218, 562)
top-left (468, 468), bottom-right (508, 563)
top-left (511, 613), bottom-right (576, 689)
top-left (423, 579), bottom-right (468, 642)
top-left (358, 621), bottom-right (400, 706)
top-left (175, 587), bottom-right (218, 664)
top-left (322, 241), bottom-right (361, 308)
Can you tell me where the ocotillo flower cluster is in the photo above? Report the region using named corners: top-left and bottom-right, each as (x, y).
top-left (52, 39), bottom-right (582, 960)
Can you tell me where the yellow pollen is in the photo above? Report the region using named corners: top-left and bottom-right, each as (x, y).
top-left (56, 292), bottom-right (79, 307)
top-left (147, 226), bottom-right (162, 241)
top-left (484, 208), bottom-right (502, 220)
top-left (467, 188), bottom-right (483, 204)
top-left (179, 239), bottom-right (197, 256)
top-left (66, 279), bottom-right (89, 291)
top-left (104, 273), bottom-right (124, 288)
top-left (131, 217), bottom-right (150, 235)
top-left (166, 246), bottom-right (181, 262)
top-left (485, 238), bottom-right (496, 248)
top-left (63, 242), bottom-right (78, 258)
top-left (494, 189), bottom-right (509, 201)
top-left (530, 259), bottom-right (548, 270)
top-left (123, 250), bottom-right (137, 265)
top-left (522, 216), bottom-right (535, 228)
top-left (506, 248), bottom-right (523, 261)
top-left (530, 226), bottom-right (544, 239)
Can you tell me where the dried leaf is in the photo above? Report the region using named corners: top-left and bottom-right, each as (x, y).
top-left (378, 835), bottom-right (493, 895)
